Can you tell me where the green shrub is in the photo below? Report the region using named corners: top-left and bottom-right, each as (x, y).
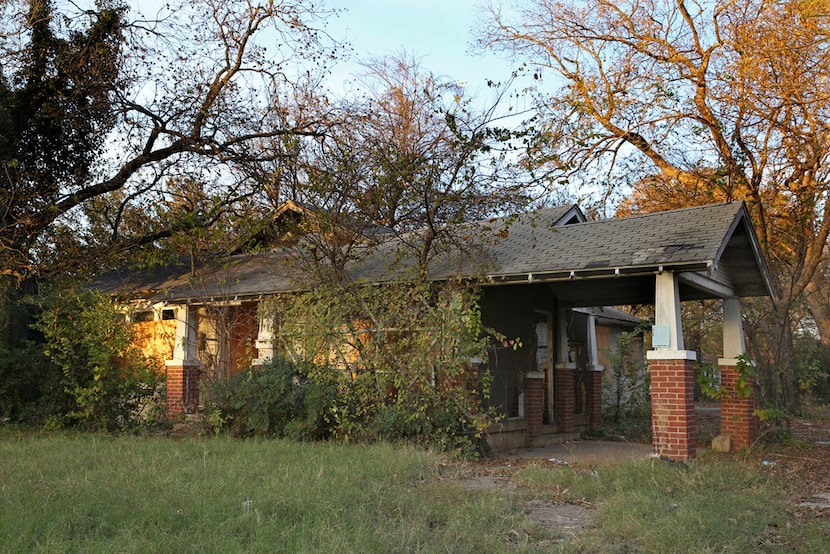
top-left (31, 284), bottom-right (163, 430)
top-left (262, 281), bottom-right (498, 455)
top-left (205, 356), bottom-right (340, 440)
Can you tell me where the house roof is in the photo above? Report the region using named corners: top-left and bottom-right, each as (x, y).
top-left (466, 201), bottom-right (773, 305)
top-left (97, 201), bottom-right (773, 307)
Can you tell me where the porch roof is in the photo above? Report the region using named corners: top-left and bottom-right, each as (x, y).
top-left (460, 201), bottom-right (774, 306)
top-left (98, 202), bottom-right (773, 307)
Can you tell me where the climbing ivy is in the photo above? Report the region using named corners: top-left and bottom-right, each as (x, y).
top-left (696, 353), bottom-right (756, 401)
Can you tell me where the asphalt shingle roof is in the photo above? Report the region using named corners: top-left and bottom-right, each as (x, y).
top-left (476, 202), bottom-right (744, 277)
top-left (97, 202), bottom-right (772, 303)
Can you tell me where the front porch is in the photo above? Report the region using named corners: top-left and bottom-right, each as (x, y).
top-left (476, 203), bottom-right (774, 461)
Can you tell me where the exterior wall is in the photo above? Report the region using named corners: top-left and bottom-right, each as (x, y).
top-left (230, 302), bottom-right (259, 373)
top-left (197, 302), bottom-right (259, 383)
top-left (131, 318), bottom-right (176, 372)
top-left (596, 325), bottom-right (613, 369)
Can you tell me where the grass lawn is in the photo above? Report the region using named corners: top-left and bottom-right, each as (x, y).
top-left (0, 431), bottom-right (827, 552)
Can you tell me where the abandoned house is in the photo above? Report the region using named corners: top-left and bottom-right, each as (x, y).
top-left (101, 201), bottom-right (773, 462)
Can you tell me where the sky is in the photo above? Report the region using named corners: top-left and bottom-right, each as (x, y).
top-left (323, 0), bottom-right (520, 100)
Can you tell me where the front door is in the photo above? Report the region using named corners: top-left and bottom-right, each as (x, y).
top-left (535, 311), bottom-right (554, 424)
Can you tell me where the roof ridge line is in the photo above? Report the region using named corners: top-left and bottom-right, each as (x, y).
top-left (566, 201), bottom-right (742, 227)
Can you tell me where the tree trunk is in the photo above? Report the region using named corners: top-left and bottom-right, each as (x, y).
top-left (772, 301), bottom-right (800, 414)
top-left (805, 271), bottom-right (830, 349)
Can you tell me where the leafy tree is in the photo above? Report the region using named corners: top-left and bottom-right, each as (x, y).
top-left (0, 0), bottom-right (125, 279)
top-left (0, 0), bottom-right (340, 283)
top-left (482, 0), bottom-right (830, 411)
top-left (32, 283), bottom-right (163, 430)
top-left (273, 53), bottom-right (530, 280)
top-left (0, 0), bottom-right (340, 415)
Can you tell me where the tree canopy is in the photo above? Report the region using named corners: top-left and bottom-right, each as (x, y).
top-left (0, 0), bottom-right (340, 281)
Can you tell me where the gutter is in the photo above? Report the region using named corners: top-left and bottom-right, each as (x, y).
top-left (482, 261), bottom-right (712, 286)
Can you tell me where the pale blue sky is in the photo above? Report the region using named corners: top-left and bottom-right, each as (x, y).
top-left (127, 0), bottom-right (521, 102)
top-left (324, 1), bottom-right (519, 98)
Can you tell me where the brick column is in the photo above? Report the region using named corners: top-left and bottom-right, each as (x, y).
top-left (166, 362), bottom-right (200, 416)
top-left (524, 372), bottom-right (545, 446)
top-left (648, 353), bottom-right (697, 462)
top-left (717, 298), bottom-right (755, 450)
top-left (554, 363), bottom-right (575, 433)
top-left (165, 304), bottom-right (200, 417)
top-left (648, 272), bottom-right (697, 462)
top-left (719, 360), bottom-right (757, 449)
top-left (588, 370), bottom-right (603, 431)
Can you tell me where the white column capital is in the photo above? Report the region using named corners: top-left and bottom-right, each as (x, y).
top-left (652, 271), bottom-right (685, 352)
top-left (647, 350), bottom-right (697, 361)
top-left (722, 297), bottom-right (746, 360)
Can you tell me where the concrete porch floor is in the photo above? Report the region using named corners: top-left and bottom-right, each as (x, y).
top-left (496, 440), bottom-right (653, 465)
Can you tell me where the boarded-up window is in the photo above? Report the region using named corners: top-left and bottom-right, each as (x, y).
top-left (131, 310), bottom-right (155, 323)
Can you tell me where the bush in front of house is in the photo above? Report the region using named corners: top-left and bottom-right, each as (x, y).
top-left (244, 281), bottom-right (498, 455)
top-left (204, 355), bottom-right (489, 455)
top-left (204, 356), bottom-right (340, 440)
top-left (31, 283), bottom-right (164, 431)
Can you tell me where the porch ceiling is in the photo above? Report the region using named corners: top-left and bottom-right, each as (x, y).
top-left (544, 272), bottom-right (735, 308)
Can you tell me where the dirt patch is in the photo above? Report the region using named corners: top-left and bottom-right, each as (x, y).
top-left (453, 460), bottom-right (524, 491)
top-left (456, 474), bottom-right (510, 491)
top-left (523, 499), bottom-right (594, 537)
top-left (759, 408), bottom-right (830, 522)
top-left (450, 457), bottom-right (599, 541)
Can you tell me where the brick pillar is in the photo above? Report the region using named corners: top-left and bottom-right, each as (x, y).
top-left (165, 304), bottom-right (199, 418)
top-left (588, 370), bottom-right (603, 431)
top-left (524, 372), bottom-right (545, 447)
top-left (554, 363), bottom-right (575, 433)
top-left (165, 362), bottom-right (200, 416)
top-left (719, 360), bottom-right (757, 449)
top-left (648, 355), bottom-right (697, 462)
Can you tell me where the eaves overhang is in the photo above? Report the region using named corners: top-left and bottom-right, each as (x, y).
top-left (481, 260), bottom-right (712, 286)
